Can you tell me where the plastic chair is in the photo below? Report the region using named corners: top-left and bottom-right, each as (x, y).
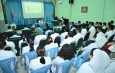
top-left (0, 57), bottom-right (17, 73)
top-left (84, 32), bottom-right (90, 41)
top-left (73, 52), bottom-right (89, 69)
top-left (31, 64), bottom-right (52, 73)
top-left (55, 60), bottom-right (73, 73)
top-left (22, 51), bottom-right (36, 72)
top-left (54, 36), bottom-right (61, 46)
top-left (45, 47), bottom-right (59, 59)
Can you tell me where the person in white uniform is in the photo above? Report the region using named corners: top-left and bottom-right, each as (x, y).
top-left (1, 33), bottom-right (17, 54)
top-left (45, 36), bottom-right (58, 51)
top-left (22, 25), bottom-right (30, 30)
top-left (70, 23), bottom-right (76, 31)
top-left (102, 22), bottom-right (107, 30)
top-left (81, 25), bottom-right (87, 38)
top-left (73, 28), bottom-right (83, 45)
top-left (38, 18), bottom-right (44, 25)
top-left (10, 31), bottom-right (21, 38)
top-left (88, 22), bottom-right (96, 40)
top-left (60, 27), bottom-right (69, 42)
top-left (50, 28), bottom-right (60, 42)
top-left (51, 44), bottom-right (75, 73)
top-left (78, 49), bottom-right (115, 73)
top-left (22, 36), bottom-right (38, 54)
top-left (45, 26), bottom-right (53, 36)
top-left (29, 46), bottom-right (51, 73)
top-left (60, 31), bottom-right (75, 47)
top-left (6, 26), bottom-right (13, 32)
top-left (105, 25), bottom-right (114, 40)
top-left (0, 40), bottom-right (17, 61)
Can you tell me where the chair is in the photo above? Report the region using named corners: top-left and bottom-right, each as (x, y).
top-left (39, 38), bottom-right (46, 47)
top-left (54, 36), bottom-right (61, 46)
top-left (40, 24), bottom-right (46, 29)
top-left (45, 47), bottom-right (59, 59)
top-left (31, 64), bottom-right (52, 73)
top-left (76, 38), bottom-right (83, 50)
top-left (73, 52), bottom-right (89, 69)
top-left (83, 32), bottom-right (90, 41)
top-left (5, 31), bottom-right (13, 38)
top-left (5, 46), bottom-right (12, 51)
top-left (107, 34), bottom-right (115, 43)
top-left (21, 42), bottom-right (28, 54)
top-left (22, 30), bottom-right (32, 36)
top-left (47, 23), bottom-right (53, 30)
top-left (0, 57), bottom-right (17, 73)
top-left (22, 51), bottom-right (36, 73)
top-left (55, 60), bottom-right (73, 73)
top-left (70, 41), bottom-right (76, 54)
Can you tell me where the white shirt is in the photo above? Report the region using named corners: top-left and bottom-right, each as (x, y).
top-left (45, 30), bottom-right (53, 36)
top-left (102, 26), bottom-right (107, 30)
top-left (6, 29), bottom-right (13, 32)
top-left (105, 30), bottom-right (114, 40)
top-left (73, 33), bottom-right (83, 45)
top-left (70, 27), bottom-right (76, 31)
top-left (34, 35), bottom-right (47, 45)
top-left (38, 20), bottom-right (43, 24)
top-left (22, 45), bottom-right (38, 54)
top-left (60, 37), bottom-right (75, 47)
top-left (96, 32), bottom-right (105, 37)
top-left (18, 39), bottom-right (27, 49)
top-left (60, 32), bottom-right (68, 42)
top-left (45, 43), bottom-right (58, 51)
top-left (0, 50), bottom-right (17, 61)
top-left (22, 27), bottom-right (30, 30)
top-left (10, 35), bottom-right (21, 38)
top-left (50, 33), bottom-right (60, 42)
top-left (89, 26), bottom-right (96, 40)
top-left (81, 29), bottom-right (87, 38)
top-left (29, 57), bottom-right (51, 72)
top-left (10, 23), bottom-right (16, 29)
top-left (6, 41), bottom-right (17, 54)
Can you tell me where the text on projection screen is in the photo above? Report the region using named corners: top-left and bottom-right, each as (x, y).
top-left (22, 1), bottom-right (44, 18)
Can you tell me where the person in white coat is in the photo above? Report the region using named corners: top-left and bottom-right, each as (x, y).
top-left (81, 25), bottom-right (87, 38)
top-left (22, 36), bottom-right (38, 54)
top-left (1, 33), bottom-right (17, 54)
top-left (51, 44), bottom-right (75, 73)
top-left (29, 46), bottom-right (51, 73)
top-left (78, 49), bottom-right (115, 73)
top-left (45, 36), bottom-right (58, 51)
top-left (0, 40), bottom-right (17, 61)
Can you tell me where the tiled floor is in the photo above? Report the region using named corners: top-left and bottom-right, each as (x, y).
top-left (17, 56), bottom-right (77, 73)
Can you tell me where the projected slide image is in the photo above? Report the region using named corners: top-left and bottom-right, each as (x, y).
top-left (25, 4), bottom-right (41, 13)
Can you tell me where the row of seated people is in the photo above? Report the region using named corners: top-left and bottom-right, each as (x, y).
top-left (0, 39), bottom-right (115, 73)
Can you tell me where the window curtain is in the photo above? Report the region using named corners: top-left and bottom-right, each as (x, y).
top-left (4, 0), bottom-right (53, 25)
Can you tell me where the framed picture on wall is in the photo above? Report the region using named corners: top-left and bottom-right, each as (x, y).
top-left (81, 6), bottom-right (88, 13)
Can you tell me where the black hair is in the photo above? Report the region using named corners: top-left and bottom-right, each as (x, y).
top-left (46, 26), bottom-right (50, 30)
top-left (78, 21), bottom-right (81, 23)
top-left (0, 40), bottom-right (6, 49)
top-left (27, 36), bottom-right (34, 52)
top-left (0, 33), bottom-right (8, 41)
top-left (37, 24), bottom-right (40, 27)
top-left (97, 26), bottom-right (102, 31)
top-left (64, 26), bottom-right (69, 32)
top-left (24, 25), bottom-right (27, 27)
top-left (81, 25), bottom-right (85, 28)
top-left (86, 21), bottom-right (89, 24)
top-left (7, 26), bottom-right (11, 29)
top-left (76, 27), bottom-right (81, 33)
top-left (103, 22), bottom-right (106, 26)
top-left (98, 22), bottom-right (102, 26)
top-left (54, 28), bottom-right (59, 33)
top-left (36, 46), bottom-right (45, 64)
top-left (89, 22), bottom-right (94, 26)
top-left (68, 31), bottom-right (73, 37)
top-left (109, 25), bottom-right (114, 30)
top-left (46, 36), bottom-right (53, 44)
top-left (90, 48), bottom-right (97, 56)
top-left (58, 44), bottom-right (74, 60)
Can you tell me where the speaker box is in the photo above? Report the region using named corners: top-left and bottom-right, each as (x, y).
top-left (69, 0), bottom-right (74, 4)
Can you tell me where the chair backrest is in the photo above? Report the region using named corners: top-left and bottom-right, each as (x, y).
top-left (22, 30), bottom-right (32, 36)
top-left (40, 24), bottom-right (46, 29)
top-left (73, 52), bottom-right (89, 69)
top-left (5, 46), bottom-right (12, 51)
top-left (45, 47), bottom-right (59, 59)
top-left (22, 51), bottom-right (36, 67)
top-left (55, 60), bottom-right (73, 73)
top-left (76, 38), bottom-right (83, 48)
top-left (5, 32), bottom-right (13, 38)
top-left (0, 57), bottom-right (17, 73)
top-left (54, 36), bottom-right (61, 46)
top-left (39, 38), bottom-right (46, 47)
top-left (31, 64), bottom-right (52, 73)
top-left (70, 41), bottom-right (76, 53)
top-left (84, 32), bottom-right (90, 41)
top-left (107, 34), bottom-right (114, 43)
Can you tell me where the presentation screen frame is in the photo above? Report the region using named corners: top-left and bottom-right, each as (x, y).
top-left (22, 1), bottom-right (44, 18)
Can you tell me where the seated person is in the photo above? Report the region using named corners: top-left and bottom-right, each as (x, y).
top-left (29, 46), bottom-right (51, 72)
top-left (70, 22), bottom-right (76, 31)
top-left (45, 36), bottom-right (58, 51)
top-left (50, 28), bottom-right (60, 42)
top-left (0, 40), bottom-right (17, 61)
top-left (22, 25), bottom-right (30, 30)
top-left (78, 49), bottom-right (115, 73)
top-left (31, 24), bottom-right (35, 29)
top-left (19, 34), bottom-right (27, 49)
top-left (1, 33), bottom-right (17, 54)
top-left (38, 18), bottom-right (44, 25)
top-left (102, 22), bottom-right (107, 30)
top-left (35, 24), bottom-right (44, 35)
top-left (81, 24), bottom-right (87, 38)
top-left (6, 25), bottom-right (13, 32)
top-left (22, 36), bottom-right (38, 54)
top-left (10, 23), bottom-right (17, 29)
top-left (45, 26), bottom-right (53, 36)
top-left (10, 31), bottom-right (21, 38)
top-left (51, 44), bottom-right (74, 73)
